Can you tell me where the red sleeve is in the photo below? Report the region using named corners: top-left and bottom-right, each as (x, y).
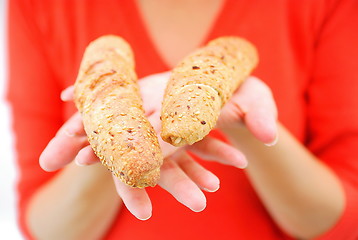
top-left (306, 0), bottom-right (358, 239)
top-left (7, 1), bottom-right (64, 238)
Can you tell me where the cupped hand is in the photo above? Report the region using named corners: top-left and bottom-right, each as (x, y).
top-left (40, 72), bottom-right (250, 220)
top-left (40, 113), bottom-right (243, 220)
top-left (139, 72), bottom-right (278, 146)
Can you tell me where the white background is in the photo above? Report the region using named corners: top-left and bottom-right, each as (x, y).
top-left (0, 0), bottom-right (24, 239)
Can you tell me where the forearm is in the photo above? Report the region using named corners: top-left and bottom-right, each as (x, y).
top-left (27, 162), bottom-right (121, 240)
top-left (223, 123), bottom-right (345, 239)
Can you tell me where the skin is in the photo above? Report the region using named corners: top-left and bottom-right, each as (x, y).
top-left (33, 74), bottom-right (344, 240)
top-left (27, 162), bottom-right (120, 240)
top-left (224, 125), bottom-right (344, 238)
top-left (136, 0), bottom-right (226, 67)
top-left (32, 73), bottom-right (249, 239)
top-left (218, 77), bottom-right (345, 238)
top-left (28, 0), bottom-right (345, 239)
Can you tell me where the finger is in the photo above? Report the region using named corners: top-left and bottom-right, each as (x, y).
top-left (57, 112), bottom-right (86, 137)
top-left (159, 158), bottom-right (206, 212)
top-left (231, 76), bottom-right (278, 145)
top-left (187, 136), bottom-right (247, 169)
top-left (74, 145), bottom-right (99, 166)
top-left (139, 71), bottom-right (171, 116)
top-left (175, 152), bottom-right (220, 192)
top-left (113, 177), bottom-right (152, 220)
top-left (40, 113), bottom-right (87, 171)
top-left (40, 134), bottom-right (88, 171)
top-left (245, 105), bottom-right (278, 146)
top-left (60, 85), bottom-right (75, 102)
top-left (147, 109), bottom-right (162, 132)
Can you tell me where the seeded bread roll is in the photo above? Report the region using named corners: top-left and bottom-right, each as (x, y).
top-left (161, 36), bottom-right (258, 146)
top-left (74, 35), bottom-right (163, 188)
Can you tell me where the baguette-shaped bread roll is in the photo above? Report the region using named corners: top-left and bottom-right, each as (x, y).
top-left (161, 37), bottom-right (258, 146)
top-left (74, 35), bottom-right (163, 188)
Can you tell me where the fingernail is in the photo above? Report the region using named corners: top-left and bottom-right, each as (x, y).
top-left (137, 213), bottom-right (152, 221)
top-left (60, 91), bottom-right (67, 101)
top-left (238, 161), bottom-right (248, 169)
top-left (60, 86), bottom-right (74, 101)
top-left (190, 204), bottom-right (206, 213)
top-left (265, 133), bottom-right (279, 147)
top-left (64, 129), bottom-right (75, 137)
top-left (64, 128), bottom-right (81, 137)
top-left (236, 155), bottom-right (248, 169)
top-left (75, 158), bottom-right (85, 166)
top-left (203, 185), bottom-right (220, 193)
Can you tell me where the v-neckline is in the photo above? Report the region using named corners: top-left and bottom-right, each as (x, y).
top-left (129, 0), bottom-right (232, 70)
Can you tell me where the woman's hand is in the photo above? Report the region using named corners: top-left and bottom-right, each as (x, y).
top-left (40, 71), bottom-right (277, 220)
top-left (217, 76), bottom-right (278, 145)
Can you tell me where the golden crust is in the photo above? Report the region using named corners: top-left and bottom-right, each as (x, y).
top-left (161, 84), bottom-right (221, 146)
top-left (161, 36), bottom-right (258, 146)
top-left (74, 35), bottom-right (163, 188)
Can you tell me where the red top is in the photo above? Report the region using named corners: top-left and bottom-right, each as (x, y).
top-left (7, 0), bottom-right (358, 239)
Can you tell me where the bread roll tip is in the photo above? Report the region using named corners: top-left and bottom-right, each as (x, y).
top-left (161, 36), bottom-right (258, 146)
